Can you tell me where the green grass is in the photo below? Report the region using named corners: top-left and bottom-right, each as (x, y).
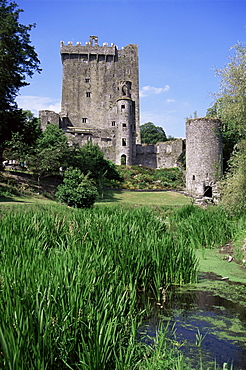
top-left (96, 189), bottom-right (191, 206)
top-left (0, 194), bottom-right (56, 204)
top-left (0, 188), bottom-right (191, 207)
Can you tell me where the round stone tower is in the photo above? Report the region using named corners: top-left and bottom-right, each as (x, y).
top-left (186, 118), bottom-right (223, 200)
top-left (115, 81), bottom-right (136, 165)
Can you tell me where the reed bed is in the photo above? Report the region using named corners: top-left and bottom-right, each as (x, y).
top-left (168, 204), bottom-right (235, 249)
top-left (0, 203), bottom-right (237, 369)
top-left (0, 204), bottom-right (197, 369)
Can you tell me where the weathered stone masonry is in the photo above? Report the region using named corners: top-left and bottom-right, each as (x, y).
top-left (39, 36), bottom-right (223, 200)
top-left (39, 36), bottom-right (184, 169)
top-left (186, 118), bottom-right (223, 200)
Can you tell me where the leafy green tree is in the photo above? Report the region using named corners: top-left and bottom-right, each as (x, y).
top-left (56, 167), bottom-right (98, 208)
top-left (3, 110), bottom-right (42, 161)
top-left (140, 122), bottom-right (167, 145)
top-left (213, 43), bottom-right (246, 136)
top-left (26, 123), bottom-right (69, 184)
top-left (211, 43), bottom-right (246, 213)
top-left (220, 140), bottom-right (246, 215)
top-left (0, 0), bottom-right (40, 168)
top-left (207, 101), bottom-right (240, 170)
top-left (70, 142), bottom-right (123, 196)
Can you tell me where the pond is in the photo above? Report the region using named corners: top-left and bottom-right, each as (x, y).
top-left (138, 250), bottom-right (246, 369)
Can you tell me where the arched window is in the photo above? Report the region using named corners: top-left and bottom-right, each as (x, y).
top-left (121, 154), bottom-right (126, 165)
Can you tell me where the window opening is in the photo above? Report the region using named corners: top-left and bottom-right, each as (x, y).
top-left (121, 154), bottom-right (126, 165)
top-left (121, 105), bottom-right (125, 111)
top-left (192, 175), bottom-right (195, 180)
top-left (82, 118), bottom-right (87, 123)
top-left (85, 78), bottom-right (90, 83)
top-left (122, 123), bottom-right (127, 128)
top-left (86, 92), bottom-right (91, 97)
top-left (112, 121), bottom-right (116, 127)
top-left (122, 138), bottom-right (126, 146)
top-left (204, 186), bottom-right (212, 198)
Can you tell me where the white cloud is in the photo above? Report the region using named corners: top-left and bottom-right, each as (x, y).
top-left (166, 99), bottom-right (176, 104)
top-left (140, 85), bottom-right (170, 98)
top-left (16, 95), bottom-right (61, 117)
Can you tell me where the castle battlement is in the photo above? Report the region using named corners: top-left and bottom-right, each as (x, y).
top-left (60, 36), bottom-right (118, 55)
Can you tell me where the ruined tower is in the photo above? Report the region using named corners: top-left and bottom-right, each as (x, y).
top-left (58, 36), bottom-right (140, 165)
top-left (186, 118), bottom-right (223, 201)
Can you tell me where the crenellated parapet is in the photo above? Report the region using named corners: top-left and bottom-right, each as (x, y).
top-left (60, 36), bottom-right (117, 56)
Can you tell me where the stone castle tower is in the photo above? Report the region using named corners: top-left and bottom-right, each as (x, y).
top-left (186, 118), bottom-right (223, 201)
top-left (53, 35), bottom-right (139, 166)
top-left (39, 36), bottom-right (185, 169)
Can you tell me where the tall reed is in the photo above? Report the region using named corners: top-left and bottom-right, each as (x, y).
top-left (0, 204), bottom-right (198, 369)
top-left (168, 205), bottom-right (235, 249)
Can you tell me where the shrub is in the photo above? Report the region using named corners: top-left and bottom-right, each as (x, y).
top-left (56, 167), bottom-right (98, 208)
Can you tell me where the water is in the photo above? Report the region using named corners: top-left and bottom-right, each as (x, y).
top-left (138, 272), bottom-right (246, 369)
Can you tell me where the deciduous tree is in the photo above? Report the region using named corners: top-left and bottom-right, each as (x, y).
top-left (140, 122), bottom-right (167, 145)
top-left (211, 43), bottom-right (246, 213)
top-left (0, 0), bottom-right (40, 168)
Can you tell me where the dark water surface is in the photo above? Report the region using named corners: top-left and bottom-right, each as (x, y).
top-left (138, 272), bottom-right (246, 369)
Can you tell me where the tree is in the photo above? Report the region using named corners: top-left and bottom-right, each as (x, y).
top-left (26, 123), bottom-right (70, 184)
top-left (213, 43), bottom-right (246, 136)
top-left (56, 168), bottom-right (98, 208)
top-left (3, 110), bottom-right (42, 161)
top-left (211, 43), bottom-right (246, 213)
top-left (220, 140), bottom-right (246, 216)
top-left (140, 122), bottom-right (167, 145)
top-left (0, 0), bottom-right (40, 168)
top-left (207, 101), bottom-right (240, 170)
top-left (70, 141), bottom-right (123, 196)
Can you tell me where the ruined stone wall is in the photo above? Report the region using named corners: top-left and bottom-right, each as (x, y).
top-left (156, 139), bottom-right (185, 168)
top-left (39, 110), bottom-right (60, 130)
top-left (186, 118), bottom-right (223, 199)
top-left (135, 139), bottom-right (185, 169)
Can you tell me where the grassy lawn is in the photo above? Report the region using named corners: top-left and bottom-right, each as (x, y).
top-left (96, 189), bottom-right (191, 206)
top-left (0, 189), bottom-right (191, 207)
top-left (0, 194), bottom-right (56, 205)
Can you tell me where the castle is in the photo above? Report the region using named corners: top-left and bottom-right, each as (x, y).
top-left (39, 36), bottom-right (223, 200)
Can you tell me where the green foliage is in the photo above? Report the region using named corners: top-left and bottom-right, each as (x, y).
top-left (3, 110), bottom-right (42, 161)
top-left (113, 165), bottom-right (184, 190)
top-left (0, 0), bottom-right (40, 166)
top-left (207, 100), bottom-right (241, 170)
top-left (220, 140), bottom-right (246, 216)
top-left (213, 43), bottom-right (246, 137)
top-left (56, 167), bottom-right (98, 208)
top-left (0, 204), bottom-right (199, 368)
top-left (168, 204), bottom-right (234, 249)
top-left (70, 142), bottom-right (123, 199)
top-left (210, 43), bottom-right (246, 212)
top-left (70, 141), bottom-right (123, 182)
top-left (37, 122), bottom-right (68, 150)
top-left (26, 123), bottom-right (70, 180)
top-left (140, 122), bottom-right (167, 145)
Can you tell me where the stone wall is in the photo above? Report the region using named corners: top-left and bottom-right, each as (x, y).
top-left (39, 110), bottom-right (60, 130)
top-left (135, 139), bottom-right (185, 169)
top-left (186, 118), bottom-right (223, 200)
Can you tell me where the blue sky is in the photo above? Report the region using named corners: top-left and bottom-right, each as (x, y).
top-left (16, 0), bottom-right (246, 138)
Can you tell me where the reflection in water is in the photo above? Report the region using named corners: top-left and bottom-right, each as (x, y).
top-left (138, 273), bottom-right (246, 369)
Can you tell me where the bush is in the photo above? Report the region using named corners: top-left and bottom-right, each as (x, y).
top-left (56, 168), bottom-right (98, 208)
